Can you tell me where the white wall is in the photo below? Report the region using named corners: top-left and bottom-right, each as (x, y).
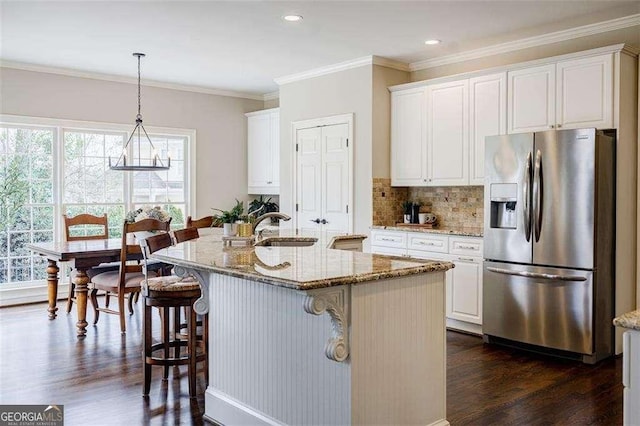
top-left (0, 67), bottom-right (264, 219)
top-left (372, 65), bottom-right (409, 179)
top-left (278, 66), bottom-right (373, 243)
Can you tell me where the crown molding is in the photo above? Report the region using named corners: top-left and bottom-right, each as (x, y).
top-left (372, 56), bottom-right (411, 72)
top-left (275, 55), bottom-right (409, 86)
top-left (263, 91), bottom-right (279, 101)
top-left (275, 56), bottom-right (372, 86)
top-left (0, 60), bottom-right (265, 101)
top-left (410, 13), bottom-right (640, 71)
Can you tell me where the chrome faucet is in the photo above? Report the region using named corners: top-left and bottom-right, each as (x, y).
top-left (252, 212), bottom-right (291, 235)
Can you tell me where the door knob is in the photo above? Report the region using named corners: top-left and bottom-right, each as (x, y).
top-left (310, 218), bottom-right (321, 224)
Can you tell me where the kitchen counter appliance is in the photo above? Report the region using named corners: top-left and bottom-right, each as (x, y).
top-left (483, 128), bottom-right (615, 364)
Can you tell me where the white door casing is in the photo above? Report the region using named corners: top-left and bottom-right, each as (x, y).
top-left (292, 114), bottom-right (353, 233)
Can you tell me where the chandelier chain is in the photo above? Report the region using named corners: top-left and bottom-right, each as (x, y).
top-left (137, 54), bottom-right (142, 118)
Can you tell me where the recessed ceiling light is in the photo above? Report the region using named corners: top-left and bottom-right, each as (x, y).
top-left (424, 39), bottom-right (441, 45)
top-left (283, 15), bottom-right (303, 22)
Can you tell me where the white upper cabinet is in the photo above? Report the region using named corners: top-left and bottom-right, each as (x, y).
top-left (247, 108), bottom-right (279, 194)
top-left (391, 88), bottom-right (427, 186)
top-left (556, 54), bottom-right (613, 130)
top-left (469, 73), bottom-right (507, 185)
top-left (390, 46), bottom-right (624, 187)
top-left (508, 64), bottom-right (556, 133)
top-left (508, 53), bottom-right (614, 133)
top-left (427, 80), bottom-right (469, 186)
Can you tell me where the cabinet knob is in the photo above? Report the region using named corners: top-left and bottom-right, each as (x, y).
top-left (267, 181), bottom-right (272, 184)
top-left (549, 125), bottom-right (555, 129)
top-left (557, 124), bottom-right (562, 128)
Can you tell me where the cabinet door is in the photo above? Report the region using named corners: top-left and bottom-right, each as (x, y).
top-left (247, 109), bottom-right (279, 194)
top-left (269, 111), bottom-right (280, 188)
top-left (247, 113), bottom-right (272, 193)
top-left (447, 256), bottom-right (482, 324)
top-left (391, 88), bottom-right (427, 186)
top-left (508, 64), bottom-right (556, 133)
top-left (556, 54), bottom-right (613, 130)
top-left (427, 80), bottom-right (469, 186)
top-left (469, 73), bottom-right (506, 185)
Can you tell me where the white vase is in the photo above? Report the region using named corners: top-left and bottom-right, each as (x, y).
top-left (223, 223), bottom-right (237, 237)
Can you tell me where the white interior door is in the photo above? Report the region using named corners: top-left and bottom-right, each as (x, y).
top-left (295, 121), bottom-right (351, 233)
top-left (321, 123), bottom-right (349, 232)
top-left (296, 127), bottom-right (322, 231)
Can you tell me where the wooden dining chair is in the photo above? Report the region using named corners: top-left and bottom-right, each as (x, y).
top-left (63, 213), bottom-right (117, 313)
top-left (185, 215), bottom-right (215, 229)
top-left (140, 229), bottom-right (207, 398)
top-left (90, 218), bottom-right (171, 333)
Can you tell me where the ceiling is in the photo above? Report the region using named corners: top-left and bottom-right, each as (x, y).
top-left (1, 1), bottom-right (639, 98)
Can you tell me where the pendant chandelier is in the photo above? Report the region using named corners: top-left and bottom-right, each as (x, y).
top-left (109, 53), bottom-right (170, 171)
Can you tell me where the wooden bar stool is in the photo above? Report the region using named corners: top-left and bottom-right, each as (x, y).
top-left (140, 232), bottom-right (207, 398)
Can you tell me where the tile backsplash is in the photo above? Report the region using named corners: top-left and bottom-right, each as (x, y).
top-left (372, 178), bottom-right (484, 231)
top-left (372, 178), bottom-right (408, 226)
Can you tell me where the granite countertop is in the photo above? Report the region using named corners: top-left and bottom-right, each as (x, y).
top-left (372, 225), bottom-right (483, 238)
top-left (152, 228), bottom-right (453, 291)
top-left (613, 310), bottom-right (640, 331)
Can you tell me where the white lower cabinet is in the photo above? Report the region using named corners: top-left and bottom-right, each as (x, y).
top-left (371, 229), bottom-right (483, 334)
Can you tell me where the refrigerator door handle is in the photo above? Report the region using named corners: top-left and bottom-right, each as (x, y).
top-left (523, 152), bottom-right (532, 242)
top-left (486, 266), bottom-right (588, 282)
top-left (532, 149), bottom-right (543, 242)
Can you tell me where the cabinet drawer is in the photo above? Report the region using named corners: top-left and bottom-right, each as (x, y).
top-left (371, 246), bottom-right (407, 257)
top-left (449, 237), bottom-right (483, 256)
top-left (370, 230), bottom-right (407, 249)
top-left (407, 233), bottom-right (448, 253)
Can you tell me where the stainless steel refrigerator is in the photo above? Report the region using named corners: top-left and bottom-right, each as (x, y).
top-left (483, 128), bottom-right (615, 364)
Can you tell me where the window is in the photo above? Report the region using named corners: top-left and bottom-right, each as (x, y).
top-left (0, 118), bottom-right (194, 290)
top-left (0, 126), bottom-right (55, 284)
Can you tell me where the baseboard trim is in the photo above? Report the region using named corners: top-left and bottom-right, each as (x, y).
top-left (205, 388), bottom-right (285, 426)
top-left (446, 318), bottom-right (482, 335)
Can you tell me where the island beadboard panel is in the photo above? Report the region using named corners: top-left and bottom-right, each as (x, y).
top-left (204, 271), bottom-right (448, 425)
top-left (372, 178), bottom-right (484, 230)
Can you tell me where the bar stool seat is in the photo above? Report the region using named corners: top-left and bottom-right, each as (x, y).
top-left (143, 277), bottom-right (208, 398)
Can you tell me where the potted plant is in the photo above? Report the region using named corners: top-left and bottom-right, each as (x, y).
top-left (213, 199), bottom-right (244, 236)
top-left (402, 201), bottom-right (413, 224)
top-left (248, 196), bottom-right (280, 223)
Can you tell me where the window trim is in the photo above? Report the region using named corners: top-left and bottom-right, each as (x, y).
top-left (0, 114), bottom-right (197, 305)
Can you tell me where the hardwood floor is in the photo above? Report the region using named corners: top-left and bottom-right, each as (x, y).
top-left (0, 302), bottom-right (623, 425)
top-left (447, 331), bottom-right (623, 425)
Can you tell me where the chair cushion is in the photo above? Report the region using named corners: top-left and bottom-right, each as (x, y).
top-left (71, 262), bottom-right (121, 280)
top-left (145, 275), bottom-right (200, 292)
top-left (91, 270), bottom-right (157, 291)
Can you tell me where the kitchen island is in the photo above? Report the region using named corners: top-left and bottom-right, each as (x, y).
top-left (152, 230), bottom-right (453, 426)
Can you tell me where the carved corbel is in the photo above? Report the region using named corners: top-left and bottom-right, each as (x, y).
top-left (303, 288), bottom-right (349, 362)
top-left (173, 266), bottom-right (210, 315)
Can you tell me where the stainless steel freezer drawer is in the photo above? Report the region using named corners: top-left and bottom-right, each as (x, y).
top-left (483, 261), bottom-right (593, 355)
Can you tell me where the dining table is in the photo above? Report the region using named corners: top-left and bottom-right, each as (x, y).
top-left (27, 238), bottom-right (124, 338)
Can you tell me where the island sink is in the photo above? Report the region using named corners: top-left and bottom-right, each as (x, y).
top-left (254, 237), bottom-right (318, 247)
